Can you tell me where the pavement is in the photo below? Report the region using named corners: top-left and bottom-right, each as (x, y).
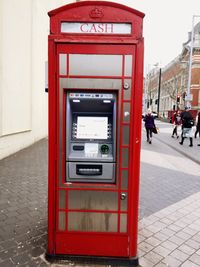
top-left (153, 121), bottom-right (200, 165)
top-left (0, 120), bottom-right (200, 267)
top-left (140, 121), bottom-right (200, 219)
top-left (139, 120), bottom-right (200, 266)
top-left (139, 192), bottom-right (200, 267)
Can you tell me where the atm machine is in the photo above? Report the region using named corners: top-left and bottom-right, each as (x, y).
top-left (66, 92), bottom-right (117, 183)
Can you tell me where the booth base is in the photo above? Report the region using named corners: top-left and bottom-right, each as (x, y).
top-left (46, 253), bottom-right (139, 266)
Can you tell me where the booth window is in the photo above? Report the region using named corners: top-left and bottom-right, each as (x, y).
top-left (69, 54), bottom-right (122, 76)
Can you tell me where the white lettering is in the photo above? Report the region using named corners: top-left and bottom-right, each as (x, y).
top-left (61, 22), bottom-right (131, 34)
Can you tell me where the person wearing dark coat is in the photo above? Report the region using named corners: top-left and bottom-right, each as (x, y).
top-left (179, 107), bottom-right (194, 147)
top-left (143, 109), bottom-right (155, 144)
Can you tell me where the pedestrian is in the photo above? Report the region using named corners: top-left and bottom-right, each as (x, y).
top-left (171, 110), bottom-right (181, 138)
top-left (179, 107), bottom-right (194, 147)
top-left (194, 111), bottom-right (200, 139)
top-left (143, 109), bottom-right (156, 144)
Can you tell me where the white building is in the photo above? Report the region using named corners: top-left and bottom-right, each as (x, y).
top-left (0, 0), bottom-right (74, 159)
top-left (0, 0), bottom-right (137, 160)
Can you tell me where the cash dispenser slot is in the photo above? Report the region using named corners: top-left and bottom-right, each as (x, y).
top-left (76, 164), bottom-right (102, 176)
top-left (68, 162), bottom-right (115, 182)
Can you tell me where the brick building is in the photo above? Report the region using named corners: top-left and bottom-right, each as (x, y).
top-left (145, 21), bottom-right (200, 118)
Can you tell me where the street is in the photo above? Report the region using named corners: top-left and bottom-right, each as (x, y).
top-left (0, 120), bottom-right (200, 266)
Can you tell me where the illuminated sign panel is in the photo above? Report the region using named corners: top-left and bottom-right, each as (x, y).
top-left (61, 22), bottom-right (132, 34)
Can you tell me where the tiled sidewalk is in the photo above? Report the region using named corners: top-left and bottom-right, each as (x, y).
top-left (138, 192), bottom-right (200, 267)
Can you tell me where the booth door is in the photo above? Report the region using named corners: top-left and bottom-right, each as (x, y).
top-left (55, 44), bottom-right (137, 257)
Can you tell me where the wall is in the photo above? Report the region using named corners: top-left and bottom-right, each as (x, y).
top-left (0, 0), bottom-right (73, 159)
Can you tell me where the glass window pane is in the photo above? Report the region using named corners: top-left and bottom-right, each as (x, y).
top-left (120, 214), bottom-right (127, 233)
top-left (123, 79), bottom-right (132, 100)
top-left (124, 55), bottom-right (132, 76)
top-left (59, 54), bottom-right (67, 75)
top-left (69, 54), bottom-right (122, 76)
top-left (68, 190), bottom-right (118, 211)
top-left (122, 148), bottom-right (129, 168)
top-left (120, 193), bottom-right (128, 211)
top-left (68, 212), bottom-right (118, 232)
top-left (59, 190), bottom-right (66, 209)
top-left (123, 103), bottom-right (130, 123)
top-left (122, 126), bottom-right (130, 145)
top-left (121, 170), bottom-right (128, 190)
top-left (63, 78), bottom-right (122, 89)
top-left (58, 212), bottom-right (66, 231)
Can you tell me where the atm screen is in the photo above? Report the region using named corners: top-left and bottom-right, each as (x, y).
top-left (76, 116), bottom-right (108, 140)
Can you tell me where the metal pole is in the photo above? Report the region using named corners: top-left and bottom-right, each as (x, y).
top-left (157, 68), bottom-right (161, 116)
top-left (187, 15), bottom-right (195, 107)
top-left (144, 66), bottom-right (150, 112)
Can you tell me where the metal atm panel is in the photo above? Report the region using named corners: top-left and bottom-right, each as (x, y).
top-left (66, 92), bottom-right (117, 183)
top-left (68, 162), bottom-right (115, 182)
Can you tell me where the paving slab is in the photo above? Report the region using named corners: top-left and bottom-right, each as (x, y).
top-left (139, 192), bottom-right (200, 266)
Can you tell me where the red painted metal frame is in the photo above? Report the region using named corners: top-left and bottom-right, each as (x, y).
top-left (129, 39), bottom-right (144, 256)
top-left (48, 0), bottom-right (144, 260)
top-left (48, 38), bottom-right (57, 255)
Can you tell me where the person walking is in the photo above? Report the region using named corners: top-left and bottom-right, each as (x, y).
top-left (194, 111), bottom-right (200, 139)
top-left (143, 109), bottom-right (156, 144)
top-left (179, 107), bottom-right (194, 147)
top-left (171, 110), bottom-right (181, 138)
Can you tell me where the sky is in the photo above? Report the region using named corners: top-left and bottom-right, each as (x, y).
top-left (109, 0), bottom-right (200, 72)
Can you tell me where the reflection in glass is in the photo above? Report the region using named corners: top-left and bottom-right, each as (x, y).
top-left (121, 170), bottom-right (128, 190)
top-left (58, 212), bottom-right (66, 231)
top-left (124, 80), bottom-right (132, 100)
top-left (59, 190), bottom-right (66, 209)
top-left (120, 193), bottom-right (128, 211)
top-left (122, 126), bottom-right (130, 145)
top-left (69, 54), bottom-right (122, 76)
top-left (122, 148), bottom-right (129, 168)
top-left (68, 190), bottom-right (118, 211)
top-left (124, 55), bottom-right (132, 76)
top-left (68, 212), bottom-right (118, 232)
top-left (123, 102), bottom-right (130, 123)
top-left (120, 214), bottom-right (127, 233)
top-left (59, 54), bottom-right (67, 75)
top-left (64, 78), bottom-right (122, 89)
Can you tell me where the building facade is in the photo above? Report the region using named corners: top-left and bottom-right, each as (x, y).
top-left (0, 0), bottom-right (74, 159)
top-left (145, 22), bottom-right (200, 118)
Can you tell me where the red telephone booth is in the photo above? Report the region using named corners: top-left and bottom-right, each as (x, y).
top-left (47, 1), bottom-right (144, 265)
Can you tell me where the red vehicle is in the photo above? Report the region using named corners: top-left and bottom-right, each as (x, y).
top-left (47, 1), bottom-right (144, 265)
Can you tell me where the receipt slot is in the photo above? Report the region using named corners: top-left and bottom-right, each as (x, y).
top-left (47, 1), bottom-right (144, 266)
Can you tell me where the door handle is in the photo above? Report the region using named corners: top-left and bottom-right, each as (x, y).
top-left (120, 193), bottom-right (127, 200)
